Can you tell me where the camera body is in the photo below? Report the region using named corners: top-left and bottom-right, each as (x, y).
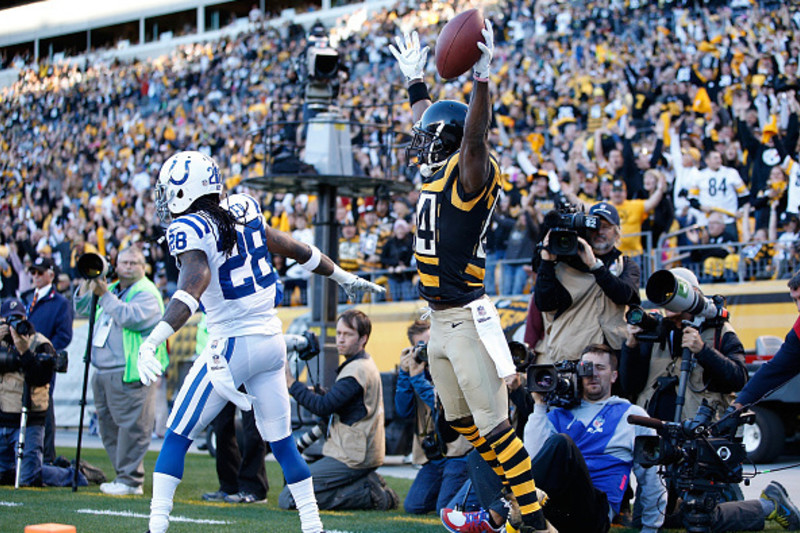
top-left (6, 315), bottom-right (34, 337)
top-left (420, 431), bottom-right (445, 461)
top-left (626, 305), bottom-right (682, 346)
top-left (543, 203), bottom-right (600, 257)
top-left (413, 341), bottom-right (428, 365)
top-left (527, 359), bottom-right (594, 409)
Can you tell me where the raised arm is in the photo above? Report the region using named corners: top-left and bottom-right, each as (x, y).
top-left (266, 224), bottom-right (384, 301)
top-left (459, 20), bottom-right (494, 195)
top-left (388, 31), bottom-right (431, 124)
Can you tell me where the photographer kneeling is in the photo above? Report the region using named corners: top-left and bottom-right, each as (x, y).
top-left (534, 202), bottom-right (640, 364)
top-left (0, 298), bottom-right (86, 487)
top-left (442, 345), bottom-right (666, 533)
top-left (621, 268), bottom-right (747, 422)
top-left (395, 320), bottom-right (471, 515)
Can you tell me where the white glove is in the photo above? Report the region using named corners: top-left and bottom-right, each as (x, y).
top-left (388, 31), bottom-right (429, 82)
top-left (137, 341), bottom-right (163, 386)
top-left (473, 20), bottom-right (494, 80)
top-left (335, 270), bottom-right (386, 301)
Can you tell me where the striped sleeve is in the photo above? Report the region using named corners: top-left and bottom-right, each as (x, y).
top-left (166, 214), bottom-right (213, 257)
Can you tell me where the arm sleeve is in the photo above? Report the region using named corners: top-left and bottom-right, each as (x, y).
top-left (289, 376), bottom-right (363, 417)
top-left (50, 299), bottom-right (73, 351)
top-left (620, 341), bottom-right (654, 399)
top-left (73, 289), bottom-right (93, 318)
top-left (533, 260), bottom-right (572, 313)
top-left (736, 321), bottom-right (800, 405)
top-left (394, 369), bottom-right (415, 419)
top-left (523, 403), bottom-right (557, 458)
top-left (736, 117), bottom-right (759, 154)
top-left (99, 289), bottom-right (162, 332)
top-left (592, 256), bottom-right (641, 306)
top-left (695, 330), bottom-right (748, 393)
top-left (410, 372), bottom-right (436, 411)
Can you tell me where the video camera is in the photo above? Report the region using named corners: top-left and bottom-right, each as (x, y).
top-left (630, 402), bottom-right (754, 532)
top-left (542, 202), bottom-right (600, 257)
top-left (527, 359), bottom-right (594, 409)
top-left (303, 27), bottom-right (340, 110)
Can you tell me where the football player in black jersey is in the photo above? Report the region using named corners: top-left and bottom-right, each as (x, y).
top-left (390, 22), bottom-right (547, 533)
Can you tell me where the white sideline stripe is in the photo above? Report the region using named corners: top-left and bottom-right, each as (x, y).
top-left (0, 501), bottom-right (23, 506)
top-left (76, 509), bottom-right (230, 524)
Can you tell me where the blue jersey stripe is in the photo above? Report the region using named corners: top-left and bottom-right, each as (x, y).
top-left (224, 337), bottom-right (236, 362)
top-left (185, 213), bottom-right (212, 234)
top-left (174, 217), bottom-right (204, 239)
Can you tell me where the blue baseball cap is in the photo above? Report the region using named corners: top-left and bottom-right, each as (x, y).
top-left (589, 202), bottom-right (620, 227)
top-left (1, 298), bottom-right (26, 318)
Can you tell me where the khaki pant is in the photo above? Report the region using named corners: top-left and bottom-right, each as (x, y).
top-left (427, 304), bottom-right (508, 436)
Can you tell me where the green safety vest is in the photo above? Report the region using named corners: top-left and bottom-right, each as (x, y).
top-left (96, 277), bottom-right (168, 383)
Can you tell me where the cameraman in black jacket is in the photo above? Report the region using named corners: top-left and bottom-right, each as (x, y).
top-left (620, 268), bottom-right (747, 422)
top-left (0, 298), bottom-right (85, 487)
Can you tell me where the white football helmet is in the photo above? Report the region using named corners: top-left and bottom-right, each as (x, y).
top-left (155, 151), bottom-right (223, 223)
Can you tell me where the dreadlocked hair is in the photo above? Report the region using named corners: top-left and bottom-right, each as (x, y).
top-left (189, 195), bottom-right (239, 257)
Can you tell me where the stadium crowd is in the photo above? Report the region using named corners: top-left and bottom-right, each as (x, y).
top-left (3, 1), bottom-right (800, 532)
top-left (1, 0), bottom-right (800, 303)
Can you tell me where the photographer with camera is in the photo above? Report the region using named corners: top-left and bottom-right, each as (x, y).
top-left (0, 298), bottom-right (85, 487)
top-left (24, 256), bottom-right (73, 466)
top-left (395, 320), bottom-right (471, 515)
top-left (442, 344), bottom-right (666, 533)
top-left (73, 247), bottom-right (167, 496)
top-left (279, 309), bottom-right (398, 511)
top-left (534, 201), bottom-right (640, 364)
top-left (621, 268), bottom-right (747, 423)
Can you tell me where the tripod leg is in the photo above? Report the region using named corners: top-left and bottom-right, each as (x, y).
top-left (15, 407), bottom-right (28, 489)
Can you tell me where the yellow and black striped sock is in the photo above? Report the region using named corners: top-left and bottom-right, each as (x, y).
top-left (484, 427), bottom-right (543, 525)
top-left (449, 421), bottom-right (507, 482)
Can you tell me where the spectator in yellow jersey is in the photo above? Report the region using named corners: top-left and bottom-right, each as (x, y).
top-left (608, 178), bottom-right (665, 255)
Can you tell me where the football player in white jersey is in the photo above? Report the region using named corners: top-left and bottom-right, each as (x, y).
top-left (137, 151), bottom-right (384, 533)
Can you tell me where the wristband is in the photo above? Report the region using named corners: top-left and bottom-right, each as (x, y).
top-left (300, 245), bottom-right (322, 272)
top-left (329, 264), bottom-right (354, 284)
top-left (408, 81), bottom-right (430, 106)
top-left (146, 321), bottom-right (176, 348)
top-left (172, 289), bottom-right (200, 315)
top-left (473, 74), bottom-right (489, 83)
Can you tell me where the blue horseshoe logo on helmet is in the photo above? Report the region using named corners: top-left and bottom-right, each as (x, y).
top-left (169, 157), bottom-right (192, 185)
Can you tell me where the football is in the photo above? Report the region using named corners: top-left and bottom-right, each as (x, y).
top-left (435, 8), bottom-right (485, 80)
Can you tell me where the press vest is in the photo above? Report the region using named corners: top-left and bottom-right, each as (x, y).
top-left (96, 277), bottom-right (167, 383)
top-left (542, 257), bottom-right (627, 363)
top-left (323, 355), bottom-right (385, 469)
top-left (549, 402), bottom-right (632, 514)
top-left (637, 322), bottom-right (737, 420)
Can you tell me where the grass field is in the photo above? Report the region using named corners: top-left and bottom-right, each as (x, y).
top-left (0, 447), bottom-right (442, 533)
top-left (1, 448), bottom-right (789, 532)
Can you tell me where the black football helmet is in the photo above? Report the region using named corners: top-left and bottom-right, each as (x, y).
top-left (408, 100), bottom-right (468, 177)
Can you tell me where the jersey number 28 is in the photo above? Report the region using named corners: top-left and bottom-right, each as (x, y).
top-left (218, 220), bottom-right (274, 300)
